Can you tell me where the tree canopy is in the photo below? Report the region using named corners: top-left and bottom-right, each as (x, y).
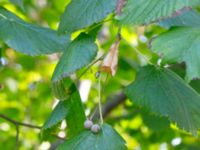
top-left (1, 0), bottom-right (200, 149)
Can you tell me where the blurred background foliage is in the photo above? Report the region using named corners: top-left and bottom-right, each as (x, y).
top-left (0, 0), bottom-right (200, 150)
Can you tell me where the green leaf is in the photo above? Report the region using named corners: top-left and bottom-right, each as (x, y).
top-left (10, 0), bottom-right (24, 10)
top-left (65, 83), bottom-right (86, 137)
top-left (142, 112), bottom-right (170, 132)
top-left (52, 79), bottom-right (72, 101)
top-left (43, 101), bottom-right (70, 129)
top-left (159, 9), bottom-right (200, 28)
top-left (118, 0), bottom-right (200, 25)
top-left (43, 83), bottom-right (86, 137)
top-left (52, 34), bottom-right (97, 82)
top-left (58, 124), bottom-right (127, 150)
top-left (151, 27), bottom-right (200, 81)
top-left (125, 65), bottom-right (200, 135)
top-left (58, 0), bottom-right (117, 34)
top-left (0, 7), bottom-right (70, 55)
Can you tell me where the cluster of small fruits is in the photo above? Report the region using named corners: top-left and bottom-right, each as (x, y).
top-left (84, 119), bottom-right (101, 134)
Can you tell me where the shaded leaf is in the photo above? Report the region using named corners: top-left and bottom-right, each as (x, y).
top-left (10, 0), bottom-right (24, 10)
top-left (190, 79), bottom-right (200, 94)
top-left (58, 0), bottom-right (117, 34)
top-left (125, 65), bottom-right (200, 135)
top-left (151, 27), bottom-right (200, 81)
top-left (43, 101), bottom-right (70, 129)
top-left (52, 34), bottom-right (97, 82)
top-left (58, 124), bottom-right (127, 150)
top-left (0, 7), bottom-right (70, 55)
top-left (159, 9), bottom-right (200, 28)
top-left (118, 0), bottom-right (200, 25)
top-left (142, 112), bottom-right (170, 132)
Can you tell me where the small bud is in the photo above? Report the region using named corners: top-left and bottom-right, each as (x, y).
top-left (84, 120), bottom-right (93, 129)
top-left (91, 124), bottom-right (101, 133)
top-left (95, 71), bottom-right (100, 78)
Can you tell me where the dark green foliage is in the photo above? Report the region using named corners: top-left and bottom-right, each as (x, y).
top-left (159, 9), bottom-right (200, 28)
top-left (151, 27), bottom-right (200, 81)
top-left (52, 34), bottom-right (98, 81)
top-left (0, 7), bottom-right (70, 55)
top-left (117, 0), bottom-right (200, 25)
top-left (58, 0), bottom-right (117, 34)
top-left (125, 66), bottom-right (200, 135)
top-left (58, 124), bottom-right (127, 150)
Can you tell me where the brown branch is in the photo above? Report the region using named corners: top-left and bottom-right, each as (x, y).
top-left (103, 92), bottom-right (127, 117)
top-left (93, 92), bottom-right (127, 120)
top-left (0, 113), bottom-right (68, 149)
top-left (0, 114), bottom-right (41, 150)
top-left (0, 114), bottom-right (41, 129)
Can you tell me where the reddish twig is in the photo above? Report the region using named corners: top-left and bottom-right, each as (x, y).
top-left (116, 0), bottom-right (126, 16)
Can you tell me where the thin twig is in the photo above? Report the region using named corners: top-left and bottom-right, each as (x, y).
top-left (0, 114), bottom-right (41, 129)
top-left (15, 125), bottom-right (19, 150)
top-left (0, 114), bottom-right (41, 150)
top-left (89, 106), bottom-right (98, 120)
top-left (133, 46), bottom-right (154, 65)
top-left (123, 38), bottom-right (154, 65)
top-left (77, 55), bottom-right (104, 79)
top-left (93, 92), bottom-right (127, 120)
top-left (117, 27), bottom-right (122, 40)
top-left (98, 74), bottom-right (103, 124)
top-left (85, 18), bottom-right (113, 33)
top-left (0, 113), bottom-right (67, 147)
top-left (116, 0), bottom-right (126, 16)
